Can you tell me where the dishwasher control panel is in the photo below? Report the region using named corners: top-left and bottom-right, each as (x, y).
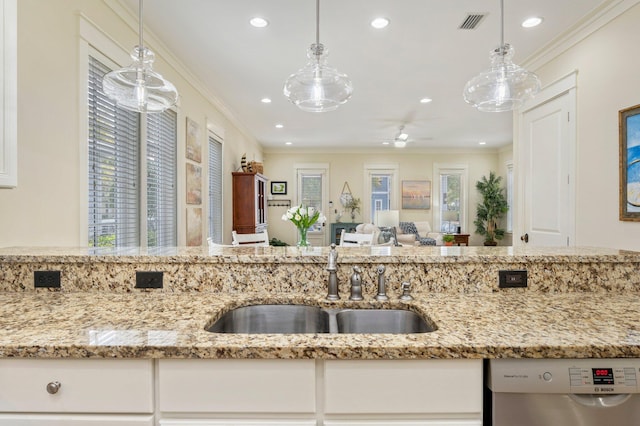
top-left (489, 359), bottom-right (640, 394)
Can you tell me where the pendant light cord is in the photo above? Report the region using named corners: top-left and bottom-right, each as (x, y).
top-left (315, 0), bottom-right (320, 46)
top-left (138, 0), bottom-right (144, 60)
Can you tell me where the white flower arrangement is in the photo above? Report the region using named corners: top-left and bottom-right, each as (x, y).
top-left (281, 204), bottom-right (326, 230)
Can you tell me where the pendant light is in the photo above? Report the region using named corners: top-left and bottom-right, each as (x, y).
top-left (463, 0), bottom-right (540, 112)
top-left (283, 0), bottom-right (353, 112)
top-left (103, 0), bottom-right (178, 113)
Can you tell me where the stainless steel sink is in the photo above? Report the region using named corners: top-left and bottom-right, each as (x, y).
top-left (206, 304), bottom-right (330, 334)
top-left (206, 304), bottom-right (436, 334)
top-left (335, 309), bottom-right (435, 334)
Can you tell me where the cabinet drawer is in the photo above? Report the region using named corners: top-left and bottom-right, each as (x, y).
top-left (324, 360), bottom-right (482, 414)
top-left (0, 359), bottom-right (153, 413)
top-left (0, 414), bottom-right (154, 426)
top-left (159, 359), bottom-right (316, 413)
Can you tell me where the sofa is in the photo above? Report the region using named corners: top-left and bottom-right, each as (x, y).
top-left (395, 221), bottom-right (443, 246)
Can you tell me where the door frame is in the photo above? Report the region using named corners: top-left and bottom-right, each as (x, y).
top-left (514, 71), bottom-right (577, 246)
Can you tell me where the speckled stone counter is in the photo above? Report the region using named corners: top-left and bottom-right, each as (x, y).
top-left (0, 246), bottom-right (639, 359)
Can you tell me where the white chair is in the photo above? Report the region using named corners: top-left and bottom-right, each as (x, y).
top-left (231, 230), bottom-right (269, 247)
top-left (339, 229), bottom-right (374, 246)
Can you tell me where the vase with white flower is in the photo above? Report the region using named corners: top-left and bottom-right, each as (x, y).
top-left (282, 204), bottom-right (326, 247)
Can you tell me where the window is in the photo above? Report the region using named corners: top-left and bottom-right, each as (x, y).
top-left (208, 134), bottom-right (223, 243)
top-left (434, 165), bottom-right (468, 234)
top-left (370, 174), bottom-right (392, 222)
top-left (87, 55), bottom-right (177, 248)
top-left (297, 171), bottom-right (324, 232)
top-left (364, 164), bottom-right (399, 222)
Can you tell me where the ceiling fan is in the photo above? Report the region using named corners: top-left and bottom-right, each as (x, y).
top-left (382, 125), bottom-right (421, 148)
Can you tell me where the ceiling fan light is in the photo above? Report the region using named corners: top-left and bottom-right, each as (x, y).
top-left (463, 44), bottom-right (540, 112)
top-left (397, 132), bottom-right (409, 141)
top-left (394, 140), bottom-right (407, 148)
top-left (283, 44), bottom-right (353, 112)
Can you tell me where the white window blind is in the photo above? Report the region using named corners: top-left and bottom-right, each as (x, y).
top-left (147, 110), bottom-right (177, 247)
top-left (88, 55), bottom-right (139, 247)
top-left (88, 54), bottom-right (177, 248)
top-left (208, 135), bottom-right (223, 243)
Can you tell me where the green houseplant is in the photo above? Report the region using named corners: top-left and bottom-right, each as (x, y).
top-left (474, 172), bottom-right (508, 246)
top-left (442, 234), bottom-right (455, 246)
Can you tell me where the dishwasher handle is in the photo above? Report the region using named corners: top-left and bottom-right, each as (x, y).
top-left (569, 393), bottom-right (632, 408)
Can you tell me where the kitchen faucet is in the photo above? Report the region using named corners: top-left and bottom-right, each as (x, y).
top-left (326, 243), bottom-right (339, 301)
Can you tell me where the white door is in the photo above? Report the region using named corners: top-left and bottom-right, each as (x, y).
top-left (519, 78), bottom-right (575, 247)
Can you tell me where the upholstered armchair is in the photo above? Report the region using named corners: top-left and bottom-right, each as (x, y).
top-left (396, 221), bottom-right (441, 246)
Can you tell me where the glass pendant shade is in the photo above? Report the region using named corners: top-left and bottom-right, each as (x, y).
top-left (284, 43), bottom-right (353, 113)
top-left (102, 0), bottom-right (178, 114)
top-left (463, 44), bottom-right (541, 112)
top-left (103, 46), bottom-right (178, 113)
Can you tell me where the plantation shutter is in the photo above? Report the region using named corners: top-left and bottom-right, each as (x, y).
top-left (87, 55), bottom-right (140, 247)
top-left (208, 135), bottom-right (223, 243)
top-left (147, 109), bottom-right (177, 247)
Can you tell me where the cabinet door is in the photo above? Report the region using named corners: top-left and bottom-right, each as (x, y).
top-left (0, 414), bottom-right (153, 426)
top-left (0, 359), bottom-right (153, 413)
top-left (159, 359), bottom-right (316, 413)
top-left (324, 360), bottom-right (482, 415)
top-left (160, 421), bottom-right (315, 426)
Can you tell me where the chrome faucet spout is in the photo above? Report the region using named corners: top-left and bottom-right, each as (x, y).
top-left (374, 264), bottom-right (389, 302)
top-left (326, 243), bottom-right (340, 301)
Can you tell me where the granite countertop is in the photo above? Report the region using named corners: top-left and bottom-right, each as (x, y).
top-left (1, 290), bottom-right (639, 359)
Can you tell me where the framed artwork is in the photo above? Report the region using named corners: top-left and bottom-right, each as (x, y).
top-left (402, 180), bottom-right (431, 209)
top-left (186, 163), bottom-right (202, 205)
top-left (271, 181), bottom-right (287, 195)
top-left (186, 117), bottom-right (201, 163)
top-left (619, 104), bottom-right (640, 221)
top-left (186, 207), bottom-right (202, 246)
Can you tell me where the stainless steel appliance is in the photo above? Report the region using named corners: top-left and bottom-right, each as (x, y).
top-left (488, 358), bottom-right (640, 425)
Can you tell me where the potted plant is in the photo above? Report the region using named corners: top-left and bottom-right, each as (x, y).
top-left (345, 197), bottom-right (361, 221)
top-left (442, 234), bottom-right (455, 246)
top-left (474, 172), bottom-right (508, 246)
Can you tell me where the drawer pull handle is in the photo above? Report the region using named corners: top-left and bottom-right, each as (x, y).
top-left (46, 381), bottom-right (61, 394)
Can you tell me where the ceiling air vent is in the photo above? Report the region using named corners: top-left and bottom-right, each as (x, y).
top-left (459, 13), bottom-right (487, 30)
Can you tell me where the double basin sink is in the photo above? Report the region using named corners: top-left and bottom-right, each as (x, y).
top-left (206, 304), bottom-right (437, 334)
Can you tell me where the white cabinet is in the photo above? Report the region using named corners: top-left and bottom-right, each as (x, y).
top-left (0, 359), bottom-right (153, 425)
top-left (157, 359), bottom-right (482, 425)
top-left (323, 360), bottom-right (483, 425)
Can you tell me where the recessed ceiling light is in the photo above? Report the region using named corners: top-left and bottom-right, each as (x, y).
top-left (285, 141), bottom-right (293, 145)
top-left (479, 141), bottom-right (487, 145)
top-left (370, 17), bottom-right (390, 29)
top-left (249, 17), bottom-right (269, 28)
top-left (522, 17), bottom-right (543, 28)
top-left (420, 97), bottom-right (433, 104)
top-left (382, 141), bottom-right (390, 145)
top-left (261, 97), bottom-right (271, 104)
top-left (275, 124), bottom-right (284, 129)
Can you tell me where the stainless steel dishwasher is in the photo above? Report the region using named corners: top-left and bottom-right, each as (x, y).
top-left (488, 358), bottom-right (640, 425)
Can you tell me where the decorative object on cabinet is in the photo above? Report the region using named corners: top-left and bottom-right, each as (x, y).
top-left (185, 163), bottom-right (202, 204)
top-left (344, 197), bottom-right (361, 221)
top-left (463, 0), bottom-right (540, 112)
top-left (330, 222), bottom-right (359, 245)
top-left (249, 161), bottom-right (263, 174)
top-left (102, 0), bottom-right (178, 113)
top-left (271, 181), bottom-right (287, 195)
top-left (240, 153), bottom-right (247, 172)
top-left (474, 171), bottom-right (508, 245)
top-left (402, 180), bottom-right (431, 209)
top-left (283, 0), bottom-right (353, 112)
top-left (186, 207), bottom-right (202, 246)
top-left (619, 104), bottom-right (640, 221)
top-left (185, 117), bottom-right (201, 163)
top-left (232, 172), bottom-right (267, 234)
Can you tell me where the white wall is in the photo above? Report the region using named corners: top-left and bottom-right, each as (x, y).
top-left (263, 150), bottom-right (500, 246)
top-left (531, 3), bottom-right (640, 251)
top-left (0, 0), bottom-right (261, 247)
